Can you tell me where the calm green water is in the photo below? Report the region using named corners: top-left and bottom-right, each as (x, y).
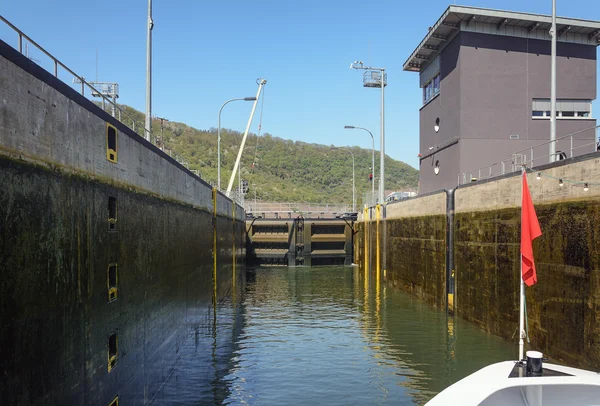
top-left (158, 266), bottom-right (516, 405)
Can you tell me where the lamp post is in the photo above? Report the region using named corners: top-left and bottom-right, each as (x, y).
top-left (145, 0), bottom-right (153, 141)
top-left (344, 125), bottom-right (375, 204)
top-left (549, 0), bottom-right (557, 162)
top-left (331, 147), bottom-right (355, 212)
top-left (217, 97), bottom-right (256, 190)
top-left (350, 61), bottom-right (386, 204)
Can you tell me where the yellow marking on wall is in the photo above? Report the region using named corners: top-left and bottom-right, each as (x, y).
top-left (106, 123), bottom-right (118, 163)
top-left (232, 204), bottom-right (236, 290)
top-left (448, 293), bottom-right (454, 313)
top-left (87, 208), bottom-right (92, 299)
top-left (77, 220), bottom-right (81, 300)
top-left (107, 263), bottom-right (118, 302)
top-left (109, 396), bottom-right (119, 406)
top-left (108, 333), bottom-right (118, 372)
top-left (376, 204), bottom-right (381, 275)
top-left (363, 207), bottom-right (368, 272)
top-left (212, 188), bottom-right (217, 314)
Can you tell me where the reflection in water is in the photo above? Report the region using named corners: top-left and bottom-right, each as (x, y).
top-left (156, 266), bottom-right (515, 405)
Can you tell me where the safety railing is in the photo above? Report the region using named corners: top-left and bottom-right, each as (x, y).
top-left (245, 201), bottom-right (352, 216)
top-left (458, 125), bottom-right (600, 185)
top-left (361, 191), bottom-right (379, 208)
top-left (0, 15), bottom-right (238, 203)
top-left (0, 15), bottom-right (150, 141)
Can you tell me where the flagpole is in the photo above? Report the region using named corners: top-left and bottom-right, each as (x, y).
top-left (519, 166), bottom-right (526, 361)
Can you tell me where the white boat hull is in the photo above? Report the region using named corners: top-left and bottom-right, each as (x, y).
top-left (425, 361), bottom-right (600, 406)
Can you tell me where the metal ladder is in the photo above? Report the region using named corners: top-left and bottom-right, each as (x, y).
top-left (295, 216), bottom-right (304, 266)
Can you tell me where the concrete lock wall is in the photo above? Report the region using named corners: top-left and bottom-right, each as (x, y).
top-left (0, 40), bottom-right (245, 404)
top-left (454, 154), bottom-right (600, 370)
top-left (356, 192), bottom-right (448, 309)
top-left (358, 152), bottom-right (600, 370)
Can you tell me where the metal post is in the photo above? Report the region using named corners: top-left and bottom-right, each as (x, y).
top-left (218, 97), bottom-right (255, 190)
top-left (519, 167), bottom-right (526, 361)
top-left (371, 136), bottom-right (375, 202)
top-left (570, 135), bottom-right (574, 158)
top-left (380, 70), bottom-right (385, 205)
top-left (549, 0), bottom-right (557, 162)
top-left (217, 107), bottom-right (222, 190)
top-left (145, 0), bottom-right (153, 142)
top-left (227, 79), bottom-right (266, 194)
top-left (352, 154), bottom-right (355, 212)
top-left (530, 148), bottom-right (534, 166)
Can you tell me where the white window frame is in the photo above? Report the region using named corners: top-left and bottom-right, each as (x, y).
top-left (532, 99), bottom-right (593, 120)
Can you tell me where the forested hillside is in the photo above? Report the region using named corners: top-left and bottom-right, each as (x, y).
top-left (113, 105), bottom-right (419, 203)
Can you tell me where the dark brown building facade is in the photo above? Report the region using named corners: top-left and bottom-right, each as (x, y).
top-left (404, 6), bottom-right (600, 194)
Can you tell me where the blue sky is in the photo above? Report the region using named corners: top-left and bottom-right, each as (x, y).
top-left (1, 0), bottom-right (599, 168)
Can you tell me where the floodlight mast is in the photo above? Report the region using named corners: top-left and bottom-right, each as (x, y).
top-left (350, 61), bottom-right (386, 205)
top-left (226, 79), bottom-right (267, 195)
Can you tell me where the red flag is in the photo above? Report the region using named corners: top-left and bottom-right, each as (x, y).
top-left (521, 172), bottom-right (542, 286)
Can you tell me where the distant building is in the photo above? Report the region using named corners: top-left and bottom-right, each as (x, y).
top-left (404, 6), bottom-right (600, 194)
top-left (385, 190), bottom-right (417, 203)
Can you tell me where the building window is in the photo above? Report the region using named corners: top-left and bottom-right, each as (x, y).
top-left (532, 99), bottom-right (592, 119)
top-left (423, 73), bottom-right (440, 104)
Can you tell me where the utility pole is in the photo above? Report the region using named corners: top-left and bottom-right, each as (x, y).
top-left (145, 0), bottom-right (154, 141)
top-left (549, 0), bottom-right (557, 162)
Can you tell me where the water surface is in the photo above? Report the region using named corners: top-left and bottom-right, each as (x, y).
top-left (159, 266), bottom-right (516, 405)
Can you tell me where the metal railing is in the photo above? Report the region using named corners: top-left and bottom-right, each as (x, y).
top-left (362, 191), bottom-right (379, 208)
top-left (0, 15), bottom-right (247, 207)
top-left (458, 125), bottom-right (600, 185)
top-left (245, 201), bottom-right (352, 216)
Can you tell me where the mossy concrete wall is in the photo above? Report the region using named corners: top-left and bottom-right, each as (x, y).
top-left (358, 154), bottom-right (600, 370)
top-left (454, 156), bottom-right (600, 370)
top-left (0, 40), bottom-right (245, 404)
top-left (356, 192), bottom-right (448, 309)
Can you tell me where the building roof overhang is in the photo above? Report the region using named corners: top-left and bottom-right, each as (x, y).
top-left (403, 5), bottom-right (600, 72)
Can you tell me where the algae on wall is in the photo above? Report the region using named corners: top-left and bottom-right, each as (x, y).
top-left (454, 200), bottom-right (600, 370)
top-left (0, 156), bottom-right (244, 405)
top-left (385, 216), bottom-right (447, 309)
top-left (356, 214), bottom-right (447, 310)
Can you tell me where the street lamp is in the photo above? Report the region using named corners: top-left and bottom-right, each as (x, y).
top-left (331, 147), bottom-right (355, 212)
top-left (145, 0), bottom-right (154, 142)
top-left (217, 97), bottom-right (256, 190)
top-left (344, 125), bottom-right (375, 203)
top-left (350, 61), bottom-right (386, 204)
